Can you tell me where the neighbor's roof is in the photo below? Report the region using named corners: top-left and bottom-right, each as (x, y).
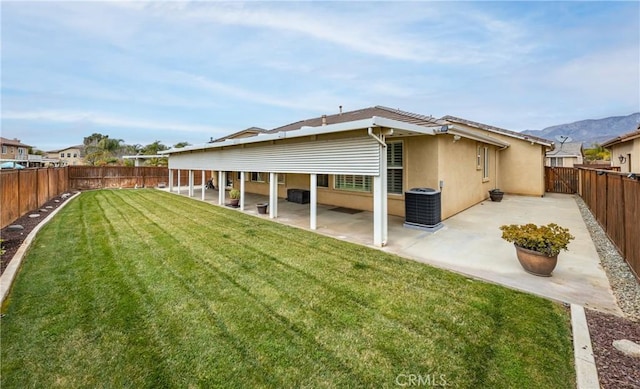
top-left (546, 142), bottom-right (583, 157)
top-left (46, 145), bottom-right (85, 154)
top-left (441, 115), bottom-right (554, 147)
top-left (601, 127), bottom-right (640, 148)
top-left (271, 105), bottom-right (446, 133)
top-left (210, 127), bottom-right (267, 143)
top-left (0, 137), bottom-right (31, 148)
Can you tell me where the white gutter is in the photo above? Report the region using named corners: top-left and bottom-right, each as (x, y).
top-left (161, 116), bottom-right (446, 155)
top-left (446, 125), bottom-right (511, 149)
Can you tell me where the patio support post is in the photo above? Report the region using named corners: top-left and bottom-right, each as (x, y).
top-left (177, 170), bottom-right (181, 195)
top-left (188, 170), bottom-right (194, 197)
top-left (269, 172), bottom-right (278, 218)
top-left (201, 170), bottom-right (205, 201)
top-left (310, 173), bottom-right (317, 230)
top-left (168, 169), bottom-right (173, 192)
top-left (218, 171), bottom-right (226, 205)
top-left (373, 144), bottom-right (388, 247)
top-left (240, 171), bottom-right (245, 211)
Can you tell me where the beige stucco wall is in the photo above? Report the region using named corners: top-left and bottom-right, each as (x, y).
top-left (451, 123), bottom-right (547, 196)
top-left (609, 139), bottom-right (640, 173)
top-left (47, 147), bottom-right (84, 166)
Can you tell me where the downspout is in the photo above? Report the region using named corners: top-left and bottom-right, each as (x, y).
top-left (368, 127), bottom-right (387, 147)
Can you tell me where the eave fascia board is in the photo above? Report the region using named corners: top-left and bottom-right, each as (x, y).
top-left (161, 116), bottom-right (445, 155)
top-left (447, 125), bottom-right (511, 148)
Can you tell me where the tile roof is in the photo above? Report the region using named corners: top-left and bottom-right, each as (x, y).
top-left (441, 115), bottom-right (553, 146)
top-left (546, 142), bottom-right (583, 157)
top-left (269, 105), bottom-right (445, 133)
top-left (0, 137), bottom-right (31, 148)
top-left (601, 128), bottom-right (640, 148)
top-left (211, 127), bottom-right (267, 143)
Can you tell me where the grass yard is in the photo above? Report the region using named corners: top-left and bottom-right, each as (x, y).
top-left (1, 189), bottom-right (575, 388)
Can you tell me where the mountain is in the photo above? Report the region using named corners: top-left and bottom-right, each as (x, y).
top-left (522, 113), bottom-right (640, 147)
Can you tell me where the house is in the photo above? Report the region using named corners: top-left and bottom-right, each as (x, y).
top-left (545, 142), bottom-right (584, 167)
top-left (601, 126), bottom-right (640, 173)
top-left (162, 106), bottom-right (553, 246)
top-left (0, 137), bottom-right (31, 166)
top-left (46, 145), bottom-right (85, 166)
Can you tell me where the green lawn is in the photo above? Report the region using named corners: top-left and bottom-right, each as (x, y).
top-left (1, 189), bottom-right (575, 388)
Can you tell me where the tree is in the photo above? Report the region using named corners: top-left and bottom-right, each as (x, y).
top-left (141, 141), bottom-right (169, 167)
top-left (173, 142), bottom-right (190, 148)
top-left (83, 134), bottom-right (125, 165)
top-left (584, 144), bottom-right (610, 162)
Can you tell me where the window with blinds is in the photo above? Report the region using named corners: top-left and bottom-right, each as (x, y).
top-left (334, 175), bottom-right (372, 192)
top-left (387, 141), bottom-right (403, 194)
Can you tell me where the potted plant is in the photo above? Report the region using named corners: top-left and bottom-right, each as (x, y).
top-left (499, 223), bottom-right (574, 276)
top-left (489, 189), bottom-right (504, 202)
top-left (229, 189), bottom-right (240, 207)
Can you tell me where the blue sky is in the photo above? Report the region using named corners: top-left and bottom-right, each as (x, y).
top-left (2, 1), bottom-right (639, 151)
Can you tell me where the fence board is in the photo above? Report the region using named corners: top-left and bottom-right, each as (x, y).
top-left (18, 170), bottom-right (37, 217)
top-left (37, 169), bottom-right (49, 207)
top-left (0, 171), bottom-right (20, 228)
top-left (623, 177), bottom-right (640, 280)
top-left (579, 168), bottom-right (640, 281)
top-left (68, 166), bottom-right (178, 190)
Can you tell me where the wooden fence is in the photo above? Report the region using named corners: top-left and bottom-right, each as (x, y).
top-left (1, 168), bottom-right (68, 229)
top-left (579, 168), bottom-right (640, 281)
top-left (546, 167), bottom-right (579, 193)
top-left (68, 166), bottom-right (207, 190)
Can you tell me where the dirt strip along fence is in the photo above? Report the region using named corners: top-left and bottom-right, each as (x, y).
top-left (1, 167), bottom-right (68, 229)
top-left (579, 168), bottom-right (640, 281)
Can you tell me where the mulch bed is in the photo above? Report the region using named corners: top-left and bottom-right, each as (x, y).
top-left (585, 309), bottom-right (640, 388)
top-left (1, 191), bottom-right (639, 388)
top-left (0, 192), bottom-right (76, 275)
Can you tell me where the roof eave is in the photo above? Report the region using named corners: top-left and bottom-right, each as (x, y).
top-left (161, 117), bottom-right (446, 155)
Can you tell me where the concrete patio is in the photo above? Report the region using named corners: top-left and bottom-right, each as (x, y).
top-left (167, 186), bottom-right (621, 316)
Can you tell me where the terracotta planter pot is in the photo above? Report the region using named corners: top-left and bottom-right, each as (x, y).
top-left (514, 244), bottom-right (558, 277)
top-left (229, 199), bottom-right (239, 207)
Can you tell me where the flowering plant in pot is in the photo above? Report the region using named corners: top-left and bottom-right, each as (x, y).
top-left (499, 223), bottom-right (574, 276)
top-left (229, 189), bottom-right (240, 207)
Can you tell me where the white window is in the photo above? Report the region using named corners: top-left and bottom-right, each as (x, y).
top-left (335, 175), bottom-right (372, 192)
top-left (550, 157), bottom-right (562, 167)
top-left (18, 148), bottom-right (25, 155)
top-left (2, 146), bottom-right (7, 154)
top-left (278, 173), bottom-right (285, 185)
top-left (251, 172), bottom-right (266, 182)
top-left (387, 141), bottom-right (403, 194)
top-left (476, 146), bottom-right (482, 170)
top-left (60, 153), bottom-right (64, 158)
top-left (483, 146), bottom-right (490, 180)
top-left (317, 174), bottom-right (329, 188)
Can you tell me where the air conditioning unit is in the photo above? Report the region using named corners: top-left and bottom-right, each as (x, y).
top-left (404, 187), bottom-right (443, 232)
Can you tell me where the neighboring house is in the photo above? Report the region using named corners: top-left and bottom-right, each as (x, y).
top-left (210, 127), bottom-right (267, 143)
top-left (1, 137), bottom-right (31, 165)
top-left (46, 145), bottom-right (85, 166)
top-left (162, 106), bottom-right (553, 246)
top-left (545, 142), bottom-right (584, 167)
top-left (601, 126), bottom-right (640, 173)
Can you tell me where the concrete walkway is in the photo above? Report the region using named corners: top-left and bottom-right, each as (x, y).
top-left (168, 186), bottom-right (621, 315)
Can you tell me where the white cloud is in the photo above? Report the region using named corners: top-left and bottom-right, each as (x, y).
top-left (3, 110), bottom-right (220, 134)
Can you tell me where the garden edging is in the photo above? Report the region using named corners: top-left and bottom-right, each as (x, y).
top-left (0, 192), bottom-right (81, 305)
top-left (571, 304), bottom-right (600, 389)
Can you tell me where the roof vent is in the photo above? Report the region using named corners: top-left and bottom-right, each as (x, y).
top-left (339, 105), bottom-right (343, 115)
top-left (322, 115), bottom-right (327, 126)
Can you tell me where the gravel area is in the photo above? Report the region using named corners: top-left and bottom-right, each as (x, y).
top-left (575, 195), bottom-right (640, 321)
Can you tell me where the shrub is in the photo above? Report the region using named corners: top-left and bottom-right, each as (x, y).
top-left (229, 189), bottom-right (241, 200)
top-left (500, 223), bottom-right (574, 257)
